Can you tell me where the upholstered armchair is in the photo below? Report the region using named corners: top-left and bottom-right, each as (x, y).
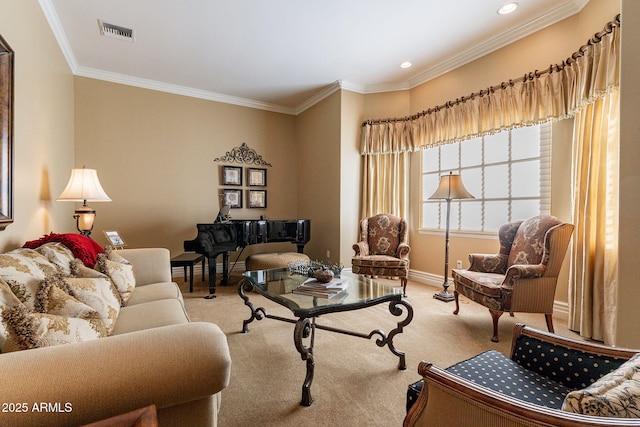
top-left (451, 215), bottom-right (574, 342)
top-left (352, 213), bottom-right (410, 296)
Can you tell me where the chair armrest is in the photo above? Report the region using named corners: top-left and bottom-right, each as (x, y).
top-left (0, 322), bottom-right (231, 427)
top-left (353, 241), bottom-right (369, 256)
top-left (397, 243), bottom-right (411, 259)
top-left (404, 360), bottom-right (640, 427)
top-left (502, 264), bottom-right (545, 288)
top-left (468, 253), bottom-right (507, 273)
top-left (117, 248), bottom-right (172, 285)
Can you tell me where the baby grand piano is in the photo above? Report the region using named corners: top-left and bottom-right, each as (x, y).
top-left (184, 219), bottom-right (310, 298)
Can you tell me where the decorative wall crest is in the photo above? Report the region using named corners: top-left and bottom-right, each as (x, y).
top-left (214, 142), bottom-right (272, 167)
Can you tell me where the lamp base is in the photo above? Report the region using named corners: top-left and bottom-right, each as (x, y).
top-left (433, 289), bottom-right (455, 302)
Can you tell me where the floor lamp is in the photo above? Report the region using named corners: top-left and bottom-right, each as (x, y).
top-left (429, 171), bottom-right (474, 302)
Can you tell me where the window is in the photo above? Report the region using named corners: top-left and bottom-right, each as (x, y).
top-left (421, 123), bottom-right (551, 233)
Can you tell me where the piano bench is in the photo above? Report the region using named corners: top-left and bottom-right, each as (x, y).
top-left (245, 252), bottom-right (310, 271)
top-left (170, 252), bottom-right (206, 292)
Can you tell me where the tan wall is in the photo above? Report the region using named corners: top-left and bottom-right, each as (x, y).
top-left (296, 91), bottom-right (342, 262)
top-left (340, 90), bottom-right (365, 266)
top-left (0, 1), bottom-right (75, 251)
top-left (617, 0), bottom-right (640, 347)
top-left (74, 77), bottom-right (298, 257)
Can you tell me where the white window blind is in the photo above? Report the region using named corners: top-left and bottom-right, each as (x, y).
top-left (421, 122), bottom-right (551, 233)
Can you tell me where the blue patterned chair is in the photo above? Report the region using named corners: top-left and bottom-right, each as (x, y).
top-left (405, 324), bottom-right (640, 427)
top-left (352, 213), bottom-right (410, 296)
top-left (451, 215), bottom-right (574, 342)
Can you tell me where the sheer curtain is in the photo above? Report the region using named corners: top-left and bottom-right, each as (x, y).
top-left (569, 89), bottom-right (619, 345)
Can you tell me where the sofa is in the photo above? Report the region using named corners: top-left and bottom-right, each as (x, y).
top-left (405, 324), bottom-right (640, 427)
top-left (0, 235), bottom-right (231, 427)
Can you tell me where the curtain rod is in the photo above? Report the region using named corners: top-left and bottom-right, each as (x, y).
top-left (363, 14), bottom-right (621, 127)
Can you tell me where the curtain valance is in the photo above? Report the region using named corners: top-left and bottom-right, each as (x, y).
top-left (360, 15), bottom-right (620, 155)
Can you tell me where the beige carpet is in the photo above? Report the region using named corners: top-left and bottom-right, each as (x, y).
top-left (180, 274), bottom-right (579, 427)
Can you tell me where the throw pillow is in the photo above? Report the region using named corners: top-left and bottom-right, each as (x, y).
top-left (0, 277), bottom-right (24, 351)
top-left (97, 249), bottom-right (136, 306)
top-left (69, 258), bottom-right (107, 279)
top-left (0, 248), bottom-right (58, 310)
top-left (562, 353), bottom-right (640, 418)
top-left (36, 277), bottom-right (104, 325)
top-left (1, 304), bottom-right (106, 352)
top-left (34, 242), bottom-right (75, 275)
top-left (52, 276), bottom-right (121, 335)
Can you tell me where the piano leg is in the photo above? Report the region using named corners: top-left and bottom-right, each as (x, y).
top-left (221, 252), bottom-right (230, 286)
top-left (204, 255), bottom-right (217, 299)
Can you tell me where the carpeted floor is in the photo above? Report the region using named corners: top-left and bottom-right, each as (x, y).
top-left (179, 273), bottom-right (579, 427)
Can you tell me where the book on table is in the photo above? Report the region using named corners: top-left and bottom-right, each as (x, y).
top-left (292, 277), bottom-right (349, 298)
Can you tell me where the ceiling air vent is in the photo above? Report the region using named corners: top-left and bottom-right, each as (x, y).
top-left (97, 20), bottom-right (134, 42)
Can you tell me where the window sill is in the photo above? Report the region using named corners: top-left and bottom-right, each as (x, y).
top-left (417, 228), bottom-right (497, 239)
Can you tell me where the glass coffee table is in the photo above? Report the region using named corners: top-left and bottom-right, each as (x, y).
top-left (239, 268), bottom-right (413, 406)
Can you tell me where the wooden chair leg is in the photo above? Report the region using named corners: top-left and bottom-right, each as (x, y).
top-left (545, 313), bottom-right (555, 333)
top-left (453, 290), bottom-right (460, 315)
top-left (489, 310), bottom-right (504, 342)
top-left (401, 278), bottom-right (407, 297)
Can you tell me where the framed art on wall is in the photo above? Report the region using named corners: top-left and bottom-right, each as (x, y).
top-left (247, 167), bottom-right (267, 186)
top-left (223, 189), bottom-right (242, 208)
top-left (248, 190), bottom-right (266, 208)
top-left (0, 35), bottom-right (14, 231)
top-left (222, 165), bottom-right (242, 186)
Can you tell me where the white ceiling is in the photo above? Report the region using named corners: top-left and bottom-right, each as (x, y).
top-left (42, 0), bottom-right (589, 115)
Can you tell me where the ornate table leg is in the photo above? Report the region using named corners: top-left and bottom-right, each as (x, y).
top-left (294, 317), bottom-right (315, 406)
top-left (371, 299), bottom-right (413, 370)
top-left (238, 279), bottom-right (266, 333)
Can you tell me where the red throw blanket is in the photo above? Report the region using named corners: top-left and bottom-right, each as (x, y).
top-left (23, 232), bottom-right (104, 267)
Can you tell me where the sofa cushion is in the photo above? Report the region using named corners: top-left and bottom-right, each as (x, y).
top-left (112, 299), bottom-right (189, 335)
top-left (127, 282), bottom-right (183, 306)
top-left (446, 349), bottom-right (571, 409)
top-left (54, 276), bottom-right (121, 334)
top-left (1, 304), bottom-right (106, 352)
top-left (97, 250), bottom-right (136, 306)
top-left (0, 248), bottom-right (58, 310)
top-left (562, 353), bottom-right (640, 418)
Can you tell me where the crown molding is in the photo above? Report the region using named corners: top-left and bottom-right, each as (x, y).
top-left (404, 0), bottom-right (589, 89)
top-left (74, 66), bottom-right (297, 115)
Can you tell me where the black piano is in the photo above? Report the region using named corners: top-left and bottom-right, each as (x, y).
top-left (184, 219), bottom-right (310, 296)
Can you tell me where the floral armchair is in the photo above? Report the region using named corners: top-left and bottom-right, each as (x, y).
top-left (352, 213), bottom-right (410, 296)
top-left (451, 215), bottom-right (574, 342)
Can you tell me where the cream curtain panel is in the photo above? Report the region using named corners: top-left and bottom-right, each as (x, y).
top-left (360, 17), bottom-right (620, 341)
top-left (569, 89), bottom-right (619, 345)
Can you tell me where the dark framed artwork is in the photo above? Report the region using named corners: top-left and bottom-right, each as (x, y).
top-left (247, 190), bottom-right (267, 209)
top-left (0, 35), bottom-right (13, 230)
top-left (247, 167), bottom-right (267, 186)
top-left (222, 165), bottom-right (242, 186)
top-left (223, 189), bottom-right (242, 208)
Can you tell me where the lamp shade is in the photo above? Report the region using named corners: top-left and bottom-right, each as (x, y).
top-left (57, 167), bottom-right (111, 203)
top-left (429, 172), bottom-right (474, 200)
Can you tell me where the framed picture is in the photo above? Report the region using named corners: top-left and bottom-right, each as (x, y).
top-left (247, 190), bottom-right (267, 209)
top-left (223, 189), bottom-right (243, 208)
top-left (247, 167), bottom-right (267, 186)
top-left (0, 36), bottom-right (14, 231)
top-left (103, 230), bottom-right (126, 247)
top-left (222, 165), bottom-right (242, 186)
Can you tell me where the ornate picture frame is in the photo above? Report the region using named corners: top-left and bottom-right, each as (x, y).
top-left (247, 190), bottom-right (267, 209)
top-left (247, 167), bottom-right (267, 186)
top-left (223, 189), bottom-right (242, 208)
top-left (0, 35), bottom-right (13, 230)
top-left (222, 165), bottom-right (242, 186)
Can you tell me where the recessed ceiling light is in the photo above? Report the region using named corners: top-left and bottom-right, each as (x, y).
top-left (497, 2), bottom-right (518, 15)
top-left (400, 61), bottom-right (412, 69)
